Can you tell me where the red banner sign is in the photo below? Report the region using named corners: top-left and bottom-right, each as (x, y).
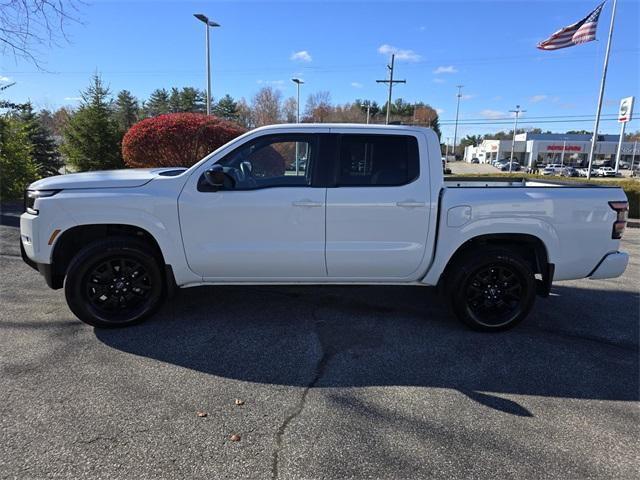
top-left (546, 145), bottom-right (582, 152)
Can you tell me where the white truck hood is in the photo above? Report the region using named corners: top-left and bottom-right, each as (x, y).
top-left (28, 168), bottom-right (187, 191)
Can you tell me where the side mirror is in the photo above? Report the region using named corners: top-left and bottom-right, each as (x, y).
top-left (204, 164), bottom-right (227, 190)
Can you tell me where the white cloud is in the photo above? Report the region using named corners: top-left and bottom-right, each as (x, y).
top-left (257, 80), bottom-right (284, 86)
top-left (433, 78), bottom-right (445, 84)
top-left (377, 44), bottom-right (422, 62)
top-left (530, 94), bottom-right (547, 103)
top-left (436, 108), bottom-right (445, 115)
top-left (0, 75), bottom-right (11, 82)
top-left (460, 94), bottom-right (474, 100)
top-left (433, 65), bottom-right (457, 74)
top-left (480, 109), bottom-right (506, 119)
top-left (290, 50), bottom-right (312, 62)
top-left (350, 82), bottom-right (363, 88)
top-left (64, 97), bottom-right (82, 101)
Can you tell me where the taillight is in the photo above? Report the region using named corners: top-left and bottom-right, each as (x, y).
top-left (609, 201), bottom-right (628, 239)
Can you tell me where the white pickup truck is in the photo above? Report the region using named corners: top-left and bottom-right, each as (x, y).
top-left (20, 124), bottom-right (630, 331)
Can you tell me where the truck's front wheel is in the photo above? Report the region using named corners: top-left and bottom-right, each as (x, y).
top-left (447, 249), bottom-right (536, 331)
top-left (64, 238), bottom-right (164, 328)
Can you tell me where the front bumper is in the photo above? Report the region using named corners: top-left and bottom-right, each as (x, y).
top-left (589, 251), bottom-right (629, 280)
top-left (20, 239), bottom-right (58, 288)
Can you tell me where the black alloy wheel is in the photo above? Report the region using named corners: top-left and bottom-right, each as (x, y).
top-left (65, 238), bottom-right (164, 328)
top-left (447, 249), bottom-right (536, 331)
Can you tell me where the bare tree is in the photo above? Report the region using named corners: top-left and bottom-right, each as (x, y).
top-left (282, 96), bottom-right (297, 123)
top-left (0, 0), bottom-right (83, 67)
top-left (235, 97), bottom-right (254, 129)
top-left (252, 87), bottom-right (282, 127)
top-left (304, 91), bottom-right (332, 123)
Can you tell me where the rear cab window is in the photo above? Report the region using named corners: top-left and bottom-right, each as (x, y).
top-left (336, 134), bottom-right (419, 187)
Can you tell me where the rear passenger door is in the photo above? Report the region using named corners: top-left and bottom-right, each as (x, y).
top-left (325, 132), bottom-right (431, 279)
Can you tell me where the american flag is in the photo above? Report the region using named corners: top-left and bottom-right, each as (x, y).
top-left (537, 2), bottom-right (605, 50)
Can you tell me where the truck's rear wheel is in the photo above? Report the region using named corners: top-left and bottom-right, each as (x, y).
top-left (64, 238), bottom-right (164, 328)
top-left (447, 249), bottom-right (536, 331)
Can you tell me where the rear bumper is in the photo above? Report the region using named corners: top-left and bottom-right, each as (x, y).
top-left (589, 251), bottom-right (629, 280)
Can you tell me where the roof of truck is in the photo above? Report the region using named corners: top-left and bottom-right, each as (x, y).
top-left (251, 123), bottom-right (431, 132)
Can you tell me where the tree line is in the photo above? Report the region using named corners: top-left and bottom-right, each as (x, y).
top-left (0, 74), bottom-right (443, 198)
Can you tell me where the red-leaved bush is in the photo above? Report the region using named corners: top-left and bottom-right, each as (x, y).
top-left (122, 113), bottom-right (246, 168)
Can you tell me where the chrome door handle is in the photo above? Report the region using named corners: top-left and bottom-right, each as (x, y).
top-left (292, 200), bottom-right (323, 207)
top-left (396, 201), bottom-right (426, 208)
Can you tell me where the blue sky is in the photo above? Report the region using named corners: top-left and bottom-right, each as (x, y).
top-left (1, 0), bottom-right (638, 139)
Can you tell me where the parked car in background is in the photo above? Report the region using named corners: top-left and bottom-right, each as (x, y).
top-left (560, 166), bottom-right (579, 177)
top-left (500, 161), bottom-right (520, 172)
top-left (543, 166), bottom-right (557, 175)
top-left (596, 167), bottom-right (618, 177)
top-left (471, 157), bottom-right (480, 164)
top-left (618, 161), bottom-right (630, 169)
top-left (577, 167), bottom-right (598, 177)
top-left (494, 159), bottom-right (510, 168)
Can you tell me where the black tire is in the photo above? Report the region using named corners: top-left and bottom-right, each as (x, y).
top-left (446, 249), bottom-right (536, 332)
top-left (64, 237), bottom-right (164, 328)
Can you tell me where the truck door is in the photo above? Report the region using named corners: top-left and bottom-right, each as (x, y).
top-left (325, 132), bottom-right (430, 279)
top-left (178, 132), bottom-right (328, 279)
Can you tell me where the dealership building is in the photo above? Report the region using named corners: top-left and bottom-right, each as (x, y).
top-left (463, 132), bottom-right (638, 167)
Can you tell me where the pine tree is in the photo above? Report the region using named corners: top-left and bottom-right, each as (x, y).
top-left (145, 88), bottom-right (170, 116)
top-left (114, 90), bottom-right (139, 131)
top-left (18, 103), bottom-right (63, 177)
top-left (179, 87), bottom-right (205, 113)
top-left (0, 115), bottom-right (37, 199)
top-left (213, 94), bottom-right (239, 122)
top-left (61, 75), bottom-right (123, 171)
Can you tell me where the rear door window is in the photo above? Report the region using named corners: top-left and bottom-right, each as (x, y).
top-left (336, 134), bottom-right (419, 186)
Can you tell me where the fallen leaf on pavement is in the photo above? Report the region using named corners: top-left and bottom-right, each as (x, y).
top-left (229, 434), bottom-right (241, 442)
top-left (196, 411), bottom-right (208, 418)
top-left (235, 399), bottom-right (245, 406)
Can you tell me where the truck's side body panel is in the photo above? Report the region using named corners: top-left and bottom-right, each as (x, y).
top-left (422, 185), bottom-right (627, 285)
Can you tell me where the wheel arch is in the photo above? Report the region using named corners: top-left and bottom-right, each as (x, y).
top-left (437, 233), bottom-right (553, 297)
top-left (49, 224), bottom-right (173, 290)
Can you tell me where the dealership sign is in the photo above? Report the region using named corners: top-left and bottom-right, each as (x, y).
top-left (618, 96), bottom-right (634, 123)
top-left (546, 145), bottom-right (582, 152)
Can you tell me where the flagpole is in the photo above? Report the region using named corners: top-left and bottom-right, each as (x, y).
top-left (586, 0), bottom-right (618, 180)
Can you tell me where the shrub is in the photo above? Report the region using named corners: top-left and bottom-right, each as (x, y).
top-left (122, 113), bottom-right (246, 168)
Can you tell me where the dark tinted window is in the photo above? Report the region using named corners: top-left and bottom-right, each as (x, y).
top-left (337, 134), bottom-right (419, 186)
top-left (200, 134), bottom-right (315, 191)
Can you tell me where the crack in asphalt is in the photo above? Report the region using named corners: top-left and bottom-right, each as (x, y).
top-left (271, 310), bottom-right (331, 480)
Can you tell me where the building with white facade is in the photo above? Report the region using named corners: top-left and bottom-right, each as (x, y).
top-left (464, 132), bottom-right (638, 168)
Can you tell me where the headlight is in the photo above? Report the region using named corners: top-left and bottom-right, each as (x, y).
top-left (24, 190), bottom-right (60, 215)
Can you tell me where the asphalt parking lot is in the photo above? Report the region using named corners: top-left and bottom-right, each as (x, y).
top-left (1, 203), bottom-right (639, 479)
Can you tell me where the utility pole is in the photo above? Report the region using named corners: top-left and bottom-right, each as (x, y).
top-left (376, 54), bottom-right (406, 125)
top-left (509, 105), bottom-right (526, 173)
top-left (452, 85), bottom-right (463, 160)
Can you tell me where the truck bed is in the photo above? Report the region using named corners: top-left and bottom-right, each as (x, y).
top-left (443, 177), bottom-right (619, 188)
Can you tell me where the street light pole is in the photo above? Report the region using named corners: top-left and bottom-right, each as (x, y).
top-left (508, 105), bottom-right (526, 173)
top-left (360, 102), bottom-right (371, 124)
top-left (292, 78), bottom-right (304, 123)
top-left (452, 85), bottom-right (463, 161)
top-left (194, 13), bottom-right (220, 116)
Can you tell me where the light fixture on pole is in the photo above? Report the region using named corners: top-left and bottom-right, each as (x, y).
top-left (509, 105), bottom-right (526, 173)
top-left (291, 78), bottom-right (304, 123)
top-left (452, 85), bottom-right (464, 160)
top-left (194, 13), bottom-right (220, 116)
